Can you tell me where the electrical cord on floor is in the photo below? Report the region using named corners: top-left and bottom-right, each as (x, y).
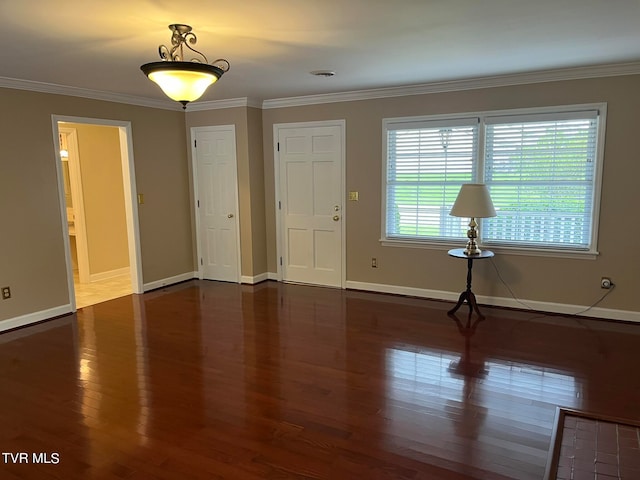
top-left (488, 257), bottom-right (616, 319)
top-left (488, 258), bottom-right (614, 359)
top-left (488, 257), bottom-right (535, 311)
top-left (569, 283), bottom-right (616, 317)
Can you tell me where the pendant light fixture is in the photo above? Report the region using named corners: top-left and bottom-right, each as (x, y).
top-left (141, 24), bottom-right (230, 109)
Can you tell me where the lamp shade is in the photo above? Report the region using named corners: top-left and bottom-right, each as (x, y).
top-left (450, 184), bottom-right (496, 218)
top-left (141, 61), bottom-right (224, 105)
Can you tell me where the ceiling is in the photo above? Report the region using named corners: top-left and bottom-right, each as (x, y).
top-left (2, 0), bottom-right (640, 107)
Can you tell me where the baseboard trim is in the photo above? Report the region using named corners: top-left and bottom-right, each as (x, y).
top-left (144, 271), bottom-right (277, 288)
top-left (241, 272), bottom-right (270, 284)
top-left (0, 305), bottom-right (72, 333)
top-left (143, 272), bottom-right (197, 292)
top-left (7, 278), bottom-right (632, 335)
top-left (241, 272), bottom-right (280, 284)
top-left (345, 280), bottom-right (640, 323)
top-left (89, 266), bottom-right (130, 283)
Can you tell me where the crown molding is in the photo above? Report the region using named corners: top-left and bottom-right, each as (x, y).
top-left (187, 97), bottom-right (262, 111)
top-left (0, 76), bottom-right (181, 110)
top-left (0, 76), bottom-right (260, 112)
top-left (3, 61), bottom-right (640, 112)
top-left (262, 62), bottom-right (640, 109)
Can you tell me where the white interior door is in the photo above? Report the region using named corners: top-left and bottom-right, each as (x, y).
top-left (277, 123), bottom-right (344, 287)
top-left (193, 126), bottom-right (240, 283)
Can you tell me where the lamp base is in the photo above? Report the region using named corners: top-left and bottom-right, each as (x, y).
top-left (463, 241), bottom-right (482, 255)
top-left (464, 217), bottom-right (481, 255)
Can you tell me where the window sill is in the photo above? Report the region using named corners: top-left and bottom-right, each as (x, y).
top-left (380, 238), bottom-right (599, 260)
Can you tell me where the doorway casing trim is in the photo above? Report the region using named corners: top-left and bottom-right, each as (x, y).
top-left (52, 115), bottom-right (143, 310)
top-left (273, 119), bottom-right (346, 288)
top-left (58, 126), bottom-right (91, 284)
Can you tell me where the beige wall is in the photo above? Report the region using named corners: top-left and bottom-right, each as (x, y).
top-left (262, 75), bottom-right (639, 313)
top-left (0, 88), bottom-right (193, 323)
top-left (1, 73), bottom-right (638, 327)
top-left (185, 106), bottom-right (267, 278)
top-left (66, 123), bottom-right (129, 275)
top-left (246, 107), bottom-right (267, 276)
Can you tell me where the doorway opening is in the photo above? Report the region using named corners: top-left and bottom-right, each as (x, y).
top-left (53, 116), bottom-right (143, 310)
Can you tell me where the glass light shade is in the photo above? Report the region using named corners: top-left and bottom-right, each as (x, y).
top-left (450, 184), bottom-right (496, 218)
top-left (141, 61), bottom-right (224, 105)
top-left (148, 69), bottom-right (217, 102)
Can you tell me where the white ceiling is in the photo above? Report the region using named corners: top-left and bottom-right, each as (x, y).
top-left (2, 0), bottom-right (640, 106)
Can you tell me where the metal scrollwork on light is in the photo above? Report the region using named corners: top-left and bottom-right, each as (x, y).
top-left (212, 58), bottom-right (231, 72)
top-left (157, 24), bottom-right (229, 73)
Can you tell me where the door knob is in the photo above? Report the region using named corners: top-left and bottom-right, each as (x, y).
top-left (227, 213), bottom-right (234, 218)
top-left (333, 215), bottom-right (340, 221)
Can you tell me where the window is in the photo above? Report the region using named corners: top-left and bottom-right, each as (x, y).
top-left (383, 105), bottom-right (605, 254)
top-left (385, 118), bottom-right (478, 240)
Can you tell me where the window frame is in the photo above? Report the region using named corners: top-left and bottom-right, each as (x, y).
top-left (381, 103), bottom-right (607, 258)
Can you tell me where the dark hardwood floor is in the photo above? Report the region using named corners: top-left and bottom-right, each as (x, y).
top-left (1, 280), bottom-right (639, 479)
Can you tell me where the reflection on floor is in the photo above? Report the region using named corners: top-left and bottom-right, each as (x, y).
top-left (2, 280), bottom-right (640, 479)
top-left (73, 272), bottom-right (132, 309)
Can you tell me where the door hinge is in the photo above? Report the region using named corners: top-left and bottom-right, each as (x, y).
top-left (194, 139), bottom-right (197, 148)
top-left (280, 256), bottom-right (283, 266)
top-left (197, 199), bottom-right (200, 208)
top-left (200, 258), bottom-right (203, 266)
top-left (277, 142), bottom-right (280, 152)
top-left (278, 200), bottom-right (281, 210)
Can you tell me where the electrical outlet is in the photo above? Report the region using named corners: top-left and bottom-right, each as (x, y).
top-left (601, 277), bottom-right (612, 289)
top-left (1, 286), bottom-right (10, 300)
top-left (371, 257), bottom-right (378, 268)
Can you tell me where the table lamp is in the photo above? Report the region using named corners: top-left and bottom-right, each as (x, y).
top-left (449, 184), bottom-right (496, 255)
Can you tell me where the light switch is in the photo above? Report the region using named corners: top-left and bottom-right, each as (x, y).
top-left (137, 194), bottom-right (144, 204)
top-left (349, 191), bottom-right (359, 201)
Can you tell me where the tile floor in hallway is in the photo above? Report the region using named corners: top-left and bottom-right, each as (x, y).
top-left (73, 272), bottom-right (133, 308)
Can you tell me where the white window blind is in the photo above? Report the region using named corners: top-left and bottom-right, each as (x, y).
top-left (483, 111), bottom-right (599, 249)
top-left (385, 119), bottom-right (478, 239)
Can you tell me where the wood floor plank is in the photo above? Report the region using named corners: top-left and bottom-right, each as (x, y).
top-left (1, 279), bottom-right (640, 479)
